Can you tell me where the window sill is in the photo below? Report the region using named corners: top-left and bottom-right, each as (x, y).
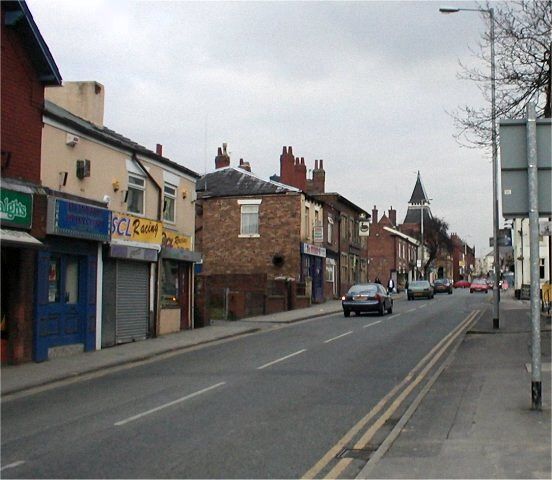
top-left (239, 234), bottom-right (260, 238)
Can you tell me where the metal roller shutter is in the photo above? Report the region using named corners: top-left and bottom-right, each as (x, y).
top-left (116, 261), bottom-right (149, 343)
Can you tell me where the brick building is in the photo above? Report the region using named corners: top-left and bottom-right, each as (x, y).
top-left (1, 0), bottom-right (62, 364)
top-left (451, 233), bottom-right (476, 282)
top-left (195, 146), bottom-right (327, 321)
top-left (367, 206), bottom-right (419, 290)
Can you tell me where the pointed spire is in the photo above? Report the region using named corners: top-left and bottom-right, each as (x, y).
top-left (408, 171), bottom-right (430, 205)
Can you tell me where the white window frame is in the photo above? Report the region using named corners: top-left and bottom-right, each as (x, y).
top-left (238, 199), bottom-right (261, 238)
top-left (327, 216), bottom-right (333, 245)
top-left (163, 183), bottom-right (177, 224)
top-left (127, 173), bottom-right (145, 215)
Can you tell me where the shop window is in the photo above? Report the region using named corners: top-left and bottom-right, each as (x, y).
top-left (48, 257), bottom-right (61, 303)
top-left (325, 265), bottom-right (334, 282)
top-left (161, 260), bottom-right (180, 307)
top-left (127, 174), bottom-right (145, 215)
top-left (65, 257), bottom-right (80, 304)
top-left (163, 183), bottom-right (176, 223)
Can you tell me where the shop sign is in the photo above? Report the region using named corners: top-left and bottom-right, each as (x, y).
top-left (162, 229), bottom-right (192, 251)
top-left (301, 242), bottom-right (326, 258)
top-left (111, 212), bottom-right (162, 245)
top-left (0, 188), bottom-right (33, 228)
top-left (313, 225), bottom-right (324, 243)
top-left (47, 197), bottom-right (111, 242)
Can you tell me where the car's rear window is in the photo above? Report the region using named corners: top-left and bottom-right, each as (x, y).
top-left (348, 285), bottom-right (378, 295)
top-left (434, 279), bottom-right (445, 285)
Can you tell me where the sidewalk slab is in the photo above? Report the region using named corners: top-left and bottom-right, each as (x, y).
top-left (359, 300), bottom-right (551, 479)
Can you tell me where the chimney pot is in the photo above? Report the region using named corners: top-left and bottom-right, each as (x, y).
top-left (288, 146), bottom-right (293, 155)
top-left (282, 146), bottom-right (287, 154)
top-left (156, 143), bottom-right (163, 156)
top-left (217, 147), bottom-right (222, 155)
top-left (320, 159), bottom-right (324, 169)
top-left (315, 159), bottom-right (319, 169)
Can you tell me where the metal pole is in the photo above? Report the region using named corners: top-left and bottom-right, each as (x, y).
top-left (420, 205), bottom-right (424, 279)
top-left (490, 7), bottom-right (501, 329)
top-left (526, 103), bottom-right (541, 410)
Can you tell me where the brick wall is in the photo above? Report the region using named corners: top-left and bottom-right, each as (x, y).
top-left (1, 8), bottom-right (45, 183)
top-left (200, 194), bottom-right (302, 279)
top-left (367, 221), bottom-right (396, 283)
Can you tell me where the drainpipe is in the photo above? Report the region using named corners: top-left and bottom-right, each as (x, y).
top-left (132, 153), bottom-right (163, 338)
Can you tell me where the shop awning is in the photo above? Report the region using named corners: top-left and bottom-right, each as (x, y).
top-left (0, 229), bottom-right (44, 248)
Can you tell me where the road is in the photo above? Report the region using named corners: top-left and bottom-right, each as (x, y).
top-left (1, 289), bottom-right (489, 479)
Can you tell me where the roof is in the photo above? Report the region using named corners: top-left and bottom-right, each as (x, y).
top-left (311, 192), bottom-right (370, 217)
top-left (197, 167), bottom-right (300, 198)
top-left (3, 1), bottom-right (62, 85)
top-left (44, 101), bottom-right (200, 179)
top-left (403, 205), bottom-right (432, 225)
top-left (408, 171), bottom-right (430, 205)
top-left (383, 226), bottom-right (420, 245)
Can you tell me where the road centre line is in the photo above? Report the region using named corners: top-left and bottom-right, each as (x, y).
top-left (386, 314), bottom-right (400, 321)
top-left (418, 304), bottom-right (428, 309)
top-left (324, 331), bottom-right (353, 343)
top-left (114, 382), bottom-right (226, 426)
top-left (0, 461), bottom-right (25, 472)
top-left (363, 320), bottom-right (383, 328)
top-left (406, 308), bottom-right (417, 313)
top-left (302, 309), bottom-right (480, 479)
top-left (257, 349), bottom-right (307, 370)
top-left (324, 310), bottom-right (481, 479)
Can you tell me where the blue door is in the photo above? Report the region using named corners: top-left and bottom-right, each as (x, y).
top-left (35, 250), bottom-right (95, 362)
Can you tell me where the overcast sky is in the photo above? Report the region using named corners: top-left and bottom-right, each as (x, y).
top-left (28, 0), bottom-right (504, 257)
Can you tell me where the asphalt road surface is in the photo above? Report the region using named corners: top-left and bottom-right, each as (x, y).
top-left (1, 289), bottom-right (489, 479)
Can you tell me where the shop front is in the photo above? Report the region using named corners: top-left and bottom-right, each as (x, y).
top-left (34, 196), bottom-right (110, 362)
top-left (301, 242), bottom-right (326, 304)
top-left (1, 185), bottom-right (43, 364)
top-left (160, 229), bottom-right (201, 334)
top-left (102, 212), bottom-right (162, 347)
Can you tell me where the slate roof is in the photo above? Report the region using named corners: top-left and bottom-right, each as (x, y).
top-left (408, 171), bottom-right (430, 205)
top-left (403, 206), bottom-right (432, 225)
top-left (3, 1), bottom-right (62, 85)
top-left (44, 100), bottom-right (200, 179)
top-left (197, 167), bottom-right (299, 198)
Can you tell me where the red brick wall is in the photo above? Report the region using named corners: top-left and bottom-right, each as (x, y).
top-left (367, 222), bottom-right (396, 283)
top-left (200, 194), bottom-right (302, 279)
top-left (1, 8), bottom-right (45, 183)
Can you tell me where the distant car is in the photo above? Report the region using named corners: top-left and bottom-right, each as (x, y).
top-left (342, 283), bottom-right (393, 317)
top-left (470, 278), bottom-right (489, 293)
top-left (433, 278), bottom-right (453, 295)
top-left (454, 279), bottom-right (471, 289)
top-left (407, 280), bottom-right (434, 300)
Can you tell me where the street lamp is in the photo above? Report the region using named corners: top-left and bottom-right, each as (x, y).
top-left (440, 6), bottom-right (500, 329)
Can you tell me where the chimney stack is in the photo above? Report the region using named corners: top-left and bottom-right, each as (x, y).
top-left (215, 143), bottom-right (230, 169)
top-left (156, 143), bottom-right (163, 156)
top-left (280, 145), bottom-right (295, 186)
top-left (372, 205), bottom-right (378, 224)
top-left (311, 158), bottom-right (326, 193)
top-left (388, 206), bottom-right (397, 226)
top-left (238, 158), bottom-right (251, 172)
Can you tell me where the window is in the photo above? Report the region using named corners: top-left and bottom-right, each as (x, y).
top-left (161, 260), bottom-right (179, 307)
top-left (48, 257), bottom-right (61, 303)
top-left (325, 264), bottom-right (334, 282)
top-left (304, 206), bottom-right (310, 240)
top-left (239, 200), bottom-right (261, 236)
top-left (163, 183), bottom-right (176, 223)
top-left (540, 258), bottom-right (545, 279)
top-left (127, 174), bottom-right (145, 215)
top-left (327, 217), bottom-right (333, 245)
top-left (65, 256), bottom-right (80, 304)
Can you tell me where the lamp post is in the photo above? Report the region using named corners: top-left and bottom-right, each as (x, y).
top-left (440, 6), bottom-right (500, 329)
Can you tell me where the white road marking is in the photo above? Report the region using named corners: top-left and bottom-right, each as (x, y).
top-left (257, 349), bottom-right (307, 370)
top-left (418, 304), bottom-right (428, 309)
top-left (114, 382), bottom-right (226, 426)
top-left (386, 314), bottom-right (401, 320)
top-left (1, 461), bottom-right (25, 472)
top-left (363, 320), bottom-right (383, 328)
top-left (324, 331), bottom-right (354, 343)
top-left (406, 308), bottom-right (417, 313)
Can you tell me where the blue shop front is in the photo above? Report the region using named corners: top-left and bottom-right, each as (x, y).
top-left (34, 196), bottom-right (110, 362)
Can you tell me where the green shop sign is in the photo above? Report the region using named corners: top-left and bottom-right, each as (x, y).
top-left (0, 188), bottom-right (33, 228)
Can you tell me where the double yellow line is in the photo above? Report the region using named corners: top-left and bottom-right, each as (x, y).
top-left (302, 309), bottom-right (480, 480)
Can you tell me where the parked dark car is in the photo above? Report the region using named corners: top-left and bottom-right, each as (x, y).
top-left (342, 283), bottom-right (393, 317)
top-left (433, 278), bottom-right (453, 294)
top-left (470, 278), bottom-right (489, 293)
top-left (407, 280), bottom-right (434, 300)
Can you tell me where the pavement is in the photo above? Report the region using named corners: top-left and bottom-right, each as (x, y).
top-left (1, 290), bottom-right (551, 479)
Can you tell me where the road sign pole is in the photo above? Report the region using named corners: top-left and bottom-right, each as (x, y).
top-left (527, 103), bottom-right (541, 410)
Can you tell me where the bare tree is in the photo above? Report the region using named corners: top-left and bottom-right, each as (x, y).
top-left (452, 1), bottom-right (551, 148)
top-left (422, 217), bottom-right (454, 277)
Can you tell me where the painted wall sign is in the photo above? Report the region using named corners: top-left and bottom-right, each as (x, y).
top-left (162, 229), bottom-right (192, 251)
top-left (301, 242), bottom-right (326, 258)
top-left (47, 197), bottom-right (111, 242)
top-left (111, 212), bottom-right (162, 245)
top-left (0, 188), bottom-right (33, 228)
